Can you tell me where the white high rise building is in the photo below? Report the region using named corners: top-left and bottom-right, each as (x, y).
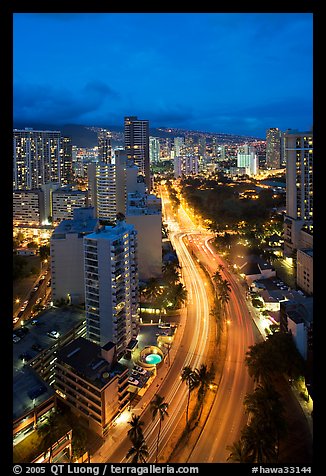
top-left (237, 144), bottom-right (258, 176)
top-left (174, 137), bottom-right (185, 157)
top-left (84, 220), bottom-right (138, 359)
top-left (96, 162), bottom-right (117, 222)
top-left (149, 137), bottom-right (160, 163)
top-left (283, 130), bottom-right (313, 258)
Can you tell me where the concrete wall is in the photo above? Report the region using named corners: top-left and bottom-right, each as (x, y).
top-left (126, 213), bottom-right (162, 280)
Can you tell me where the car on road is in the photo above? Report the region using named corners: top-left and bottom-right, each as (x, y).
top-left (13, 335), bottom-right (21, 343)
top-left (13, 317), bottom-right (19, 324)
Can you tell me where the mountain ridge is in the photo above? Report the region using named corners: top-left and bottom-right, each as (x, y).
top-left (13, 122), bottom-right (263, 148)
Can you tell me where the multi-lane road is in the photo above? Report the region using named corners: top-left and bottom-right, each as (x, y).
top-left (162, 188), bottom-right (260, 462)
top-left (92, 184), bottom-right (262, 463)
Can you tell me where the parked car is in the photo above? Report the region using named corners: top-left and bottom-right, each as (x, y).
top-left (47, 330), bottom-right (60, 339)
top-left (13, 335), bottom-right (21, 343)
top-left (32, 343), bottom-right (43, 352)
top-left (134, 365), bottom-right (147, 375)
top-left (128, 377), bottom-right (139, 385)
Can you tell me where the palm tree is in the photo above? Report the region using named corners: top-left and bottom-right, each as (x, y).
top-left (212, 270), bottom-right (223, 285)
top-left (243, 383), bottom-right (286, 461)
top-left (212, 265), bottom-right (224, 295)
top-left (143, 277), bottom-right (162, 303)
top-left (194, 364), bottom-right (215, 419)
top-left (127, 414), bottom-right (145, 444)
top-left (150, 394), bottom-right (169, 463)
top-left (226, 438), bottom-right (254, 463)
top-left (241, 420), bottom-right (277, 463)
top-left (217, 279), bottom-right (231, 321)
top-left (162, 261), bottom-right (180, 285)
top-left (245, 341), bottom-right (274, 384)
top-left (217, 278), bottom-right (231, 297)
top-left (169, 282), bottom-right (188, 309)
top-left (181, 366), bottom-right (199, 426)
top-left (126, 436), bottom-right (149, 463)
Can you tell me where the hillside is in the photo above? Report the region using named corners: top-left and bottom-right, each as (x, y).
top-left (13, 122), bottom-right (263, 148)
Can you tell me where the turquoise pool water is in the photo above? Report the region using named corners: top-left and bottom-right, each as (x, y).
top-left (145, 353), bottom-right (162, 365)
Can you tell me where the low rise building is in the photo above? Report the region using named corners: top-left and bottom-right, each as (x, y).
top-left (13, 189), bottom-right (45, 226)
top-left (54, 337), bottom-right (129, 436)
top-left (235, 254), bottom-right (276, 285)
top-left (13, 307), bottom-right (86, 440)
top-left (52, 187), bottom-right (88, 223)
top-left (280, 298), bottom-right (313, 361)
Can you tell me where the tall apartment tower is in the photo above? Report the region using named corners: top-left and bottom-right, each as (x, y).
top-left (283, 130), bottom-right (313, 258)
top-left (88, 150), bottom-right (127, 222)
top-left (61, 136), bottom-right (73, 185)
top-left (96, 162), bottom-right (117, 222)
top-left (83, 220), bottom-right (139, 359)
top-left (266, 128), bottom-right (281, 169)
top-left (13, 128), bottom-right (61, 189)
top-left (149, 137), bottom-right (160, 163)
top-left (174, 137), bottom-right (185, 157)
top-left (98, 129), bottom-right (112, 163)
top-left (237, 144), bottom-right (258, 176)
top-left (124, 116), bottom-right (150, 191)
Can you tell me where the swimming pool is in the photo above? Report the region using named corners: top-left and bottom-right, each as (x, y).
top-left (145, 353), bottom-right (162, 365)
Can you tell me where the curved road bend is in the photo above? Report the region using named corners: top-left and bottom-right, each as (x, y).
top-left (185, 234), bottom-right (261, 462)
top-left (160, 185), bottom-right (260, 462)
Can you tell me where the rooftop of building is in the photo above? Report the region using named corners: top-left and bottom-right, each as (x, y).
top-left (13, 307), bottom-right (86, 421)
top-left (252, 277), bottom-right (313, 308)
top-left (235, 254), bottom-right (275, 273)
top-left (85, 220), bottom-right (136, 240)
top-left (13, 366), bottom-right (54, 422)
top-left (281, 298), bottom-right (313, 324)
top-left (51, 217), bottom-right (98, 237)
top-left (56, 337), bottom-right (128, 389)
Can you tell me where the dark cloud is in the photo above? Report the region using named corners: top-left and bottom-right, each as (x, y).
top-left (14, 80), bottom-right (119, 124)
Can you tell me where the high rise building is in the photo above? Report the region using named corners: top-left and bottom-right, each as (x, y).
top-left (283, 130), bottom-right (313, 258)
top-left (61, 136), bottom-right (73, 185)
top-left (236, 144), bottom-right (258, 176)
top-left (174, 137), bottom-right (185, 157)
top-left (84, 220), bottom-right (138, 359)
top-left (149, 137), bottom-right (160, 163)
top-left (124, 116), bottom-right (150, 191)
top-left (266, 128), bottom-right (281, 169)
top-left (13, 128), bottom-right (62, 189)
top-left (98, 129), bottom-right (112, 163)
top-left (96, 162), bottom-right (117, 223)
top-left (88, 150), bottom-right (127, 222)
top-left (174, 155), bottom-right (199, 178)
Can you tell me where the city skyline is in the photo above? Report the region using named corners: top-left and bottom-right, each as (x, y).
top-left (13, 12), bottom-right (313, 138)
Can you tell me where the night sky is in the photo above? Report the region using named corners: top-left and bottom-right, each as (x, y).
top-left (13, 13), bottom-right (313, 138)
